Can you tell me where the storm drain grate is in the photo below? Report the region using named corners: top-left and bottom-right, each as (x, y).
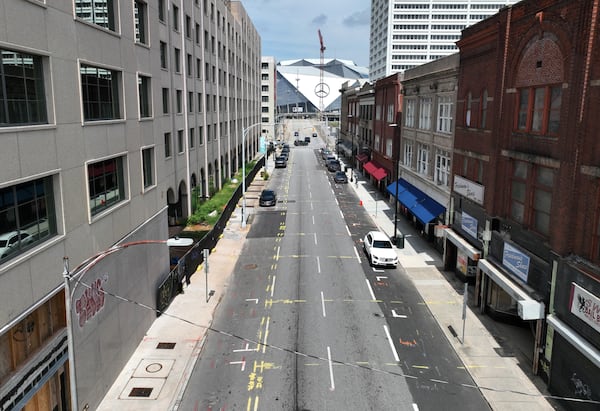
top-left (156, 342), bottom-right (176, 349)
top-left (129, 387), bottom-right (153, 397)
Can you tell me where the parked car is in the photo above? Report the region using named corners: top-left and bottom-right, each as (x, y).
top-left (280, 151), bottom-right (289, 161)
top-left (327, 159), bottom-right (341, 172)
top-left (259, 189), bottom-right (277, 207)
top-left (334, 171), bottom-right (348, 183)
top-left (294, 131), bottom-right (299, 137)
top-left (363, 231), bottom-right (398, 267)
top-left (0, 230), bottom-right (35, 260)
top-left (321, 149), bottom-right (332, 160)
top-left (275, 156), bottom-right (287, 168)
top-left (304, 136), bottom-right (311, 143)
top-left (312, 132), bottom-right (318, 138)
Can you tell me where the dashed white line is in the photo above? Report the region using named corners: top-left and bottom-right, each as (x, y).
top-left (327, 346), bottom-right (335, 391)
top-left (320, 291), bottom-right (327, 317)
top-left (412, 403), bottom-right (420, 411)
top-left (365, 279), bottom-right (376, 300)
top-left (314, 232), bottom-right (317, 245)
top-left (345, 225), bottom-right (351, 237)
top-left (276, 246), bottom-right (280, 261)
top-left (316, 256), bottom-right (321, 273)
top-left (354, 246), bottom-right (362, 264)
top-left (384, 325), bottom-right (400, 362)
top-left (312, 215), bottom-right (315, 225)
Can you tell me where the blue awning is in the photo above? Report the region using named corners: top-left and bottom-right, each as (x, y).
top-left (387, 179), bottom-right (446, 224)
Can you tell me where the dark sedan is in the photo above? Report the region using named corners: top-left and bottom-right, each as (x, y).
top-left (275, 156), bottom-right (287, 168)
top-left (334, 171), bottom-right (348, 183)
top-left (259, 189), bottom-right (277, 207)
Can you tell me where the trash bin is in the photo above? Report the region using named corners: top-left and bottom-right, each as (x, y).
top-left (395, 234), bottom-right (404, 249)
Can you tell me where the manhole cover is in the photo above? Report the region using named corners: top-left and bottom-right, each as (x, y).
top-left (129, 387), bottom-right (153, 397)
top-left (145, 363), bottom-right (163, 373)
top-left (243, 263), bottom-right (258, 270)
top-left (156, 342), bottom-right (176, 349)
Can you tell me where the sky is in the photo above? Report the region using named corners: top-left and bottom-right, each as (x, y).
top-left (241, 0), bottom-right (371, 68)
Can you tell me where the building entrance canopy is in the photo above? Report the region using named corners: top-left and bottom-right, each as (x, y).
top-left (387, 179), bottom-right (445, 224)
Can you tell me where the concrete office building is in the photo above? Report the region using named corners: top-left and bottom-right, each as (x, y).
top-left (0, 1), bottom-right (260, 410)
top-left (368, 0), bottom-right (518, 80)
top-left (261, 56), bottom-right (278, 141)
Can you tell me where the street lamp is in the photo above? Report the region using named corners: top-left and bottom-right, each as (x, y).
top-left (348, 114), bottom-right (354, 181)
top-left (389, 122), bottom-right (401, 243)
top-left (241, 122), bottom-right (263, 228)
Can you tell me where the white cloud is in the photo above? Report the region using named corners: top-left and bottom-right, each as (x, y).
top-left (242, 0), bottom-right (370, 67)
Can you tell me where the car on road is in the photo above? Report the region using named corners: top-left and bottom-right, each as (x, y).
top-left (275, 156), bottom-right (287, 168)
top-left (326, 159), bottom-right (341, 172)
top-left (363, 231), bottom-right (398, 267)
top-left (259, 189), bottom-right (277, 207)
top-left (294, 131), bottom-right (299, 137)
top-left (304, 136), bottom-right (311, 143)
top-left (333, 171), bottom-right (348, 183)
top-left (312, 132), bottom-right (318, 138)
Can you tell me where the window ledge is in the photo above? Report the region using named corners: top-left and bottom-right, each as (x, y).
top-left (82, 119), bottom-right (126, 126)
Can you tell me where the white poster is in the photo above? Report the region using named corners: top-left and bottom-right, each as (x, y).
top-left (569, 283), bottom-right (600, 333)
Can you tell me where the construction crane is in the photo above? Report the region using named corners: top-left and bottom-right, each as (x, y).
top-left (317, 30), bottom-right (326, 120)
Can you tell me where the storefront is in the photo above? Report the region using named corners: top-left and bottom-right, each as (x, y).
top-left (443, 228), bottom-right (480, 283)
top-left (477, 258), bottom-right (546, 373)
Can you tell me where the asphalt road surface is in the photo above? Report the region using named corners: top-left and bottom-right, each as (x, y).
top-left (180, 130), bottom-right (490, 410)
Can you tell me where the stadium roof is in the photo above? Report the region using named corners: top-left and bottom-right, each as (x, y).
top-left (276, 58), bottom-right (369, 113)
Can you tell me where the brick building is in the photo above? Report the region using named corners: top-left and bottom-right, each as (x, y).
top-left (452, 0), bottom-right (600, 407)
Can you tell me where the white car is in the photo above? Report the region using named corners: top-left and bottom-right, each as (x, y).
top-left (0, 231), bottom-right (35, 260)
top-left (363, 231), bottom-right (399, 267)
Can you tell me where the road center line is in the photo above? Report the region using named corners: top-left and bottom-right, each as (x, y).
top-left (320, 291), bottom-right (327, 317)
top-left (327, 346), bottom-right (335, 391)
top-left (384, 325), bottom-right (400, 362)
top-left (312, 215), bottom-right (315, 225)
top-left (276, 246), bottom-right (280, 261)
top-left (270, 275), bottom-right (276, 297)
top-left (262, 317), bottom-right (270, 354)
top-left (345, 225), bottom-right (351, 237)
top-left (365, 279), bottom-right (376, 300)
top-left (314, 232), bottom-right (317, 245)
top-left (316, 256), bottom-right (321, 273)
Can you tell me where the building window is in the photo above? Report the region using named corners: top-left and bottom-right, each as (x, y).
top-left (80, 64), bottom-right (121, 121)
top-left (387, 104), bottom-right (394, 123)
top-left (437, 96), bottom-right (453, 133)
top-left (188, 91), bottom-right (193, 112)
top-left (0, 49), bottom-right (47, 126)
top-left (185, 15), bottom-right (191, 38)
top-left (198, 93), bottom-right (203, 112)
top-left (404, 99), bottom-right (415, 128)
top-left (0, 177), bottom-right (56, 262)
top-left (134, 1), bottom-right (148, 44)
top-left (189, 128), bottom-right (195, 149)
top-left (187, 53), bottom-right (192, 76)
top-left (516, 85), bottom-right (561, 135)
top-left (435, 151), bottom-right (451, 186)
top-left (510, 162), bottom-right (554, 235)
top-left (138, 75), bottom-right (151, 118)
top-left (199, 126), bottom-right (204, 145)
top-left (418, 97), bottom-right (431, 130)
top-left (172, 4), bottom-right (179, 31)
top-left (196, 58), bottom-right (202, 79)
top-left (480, 89), bottom-right (488, 129)
top-left (75, 0), bottom-right (116, 31)
top-left (160, 42), bottom-right (168, 69)
top-left (164, 132), bottom-right (172, 158)
top-left (465, 91), bottom-right (472, 127)
top-left (176, 90), bottom-right (182, 113)
top-left (417, 144), bottom-right (428, 175)
top-left (177, 130), bottom-right (184, 153)
top-left (374, 134), bottom-right (380, 151)
top-left (403, 141), bottom-right (413, 168)
top-left (174, 48), bottom-right (181, 73)
top-left (162, 87), bottom-right (169, 114)
top-left (88, 157), bottom-right (126, 216)
top-left (142, 147), bottom-right (154, 188)
top-left (158, 0), bottom-right (165, 22)
top-left (385, 138), bottom-right (393, 158)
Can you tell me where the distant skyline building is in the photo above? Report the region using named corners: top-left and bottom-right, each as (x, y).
top-left (368, 0), bottom-right (519, 80)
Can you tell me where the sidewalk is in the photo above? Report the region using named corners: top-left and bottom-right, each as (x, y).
top-left (98, 155), bottom-right (557, 411)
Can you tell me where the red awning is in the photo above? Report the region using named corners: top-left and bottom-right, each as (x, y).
top-left (356, 153), bottom-right (368, 163)
top-left (363, 161), bottom-right (378, 175)
top-left (372, 168), bottom-right (388, 181)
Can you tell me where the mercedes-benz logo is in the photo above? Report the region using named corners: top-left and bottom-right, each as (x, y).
top-left (315, 82), bottom-right (330, 98)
